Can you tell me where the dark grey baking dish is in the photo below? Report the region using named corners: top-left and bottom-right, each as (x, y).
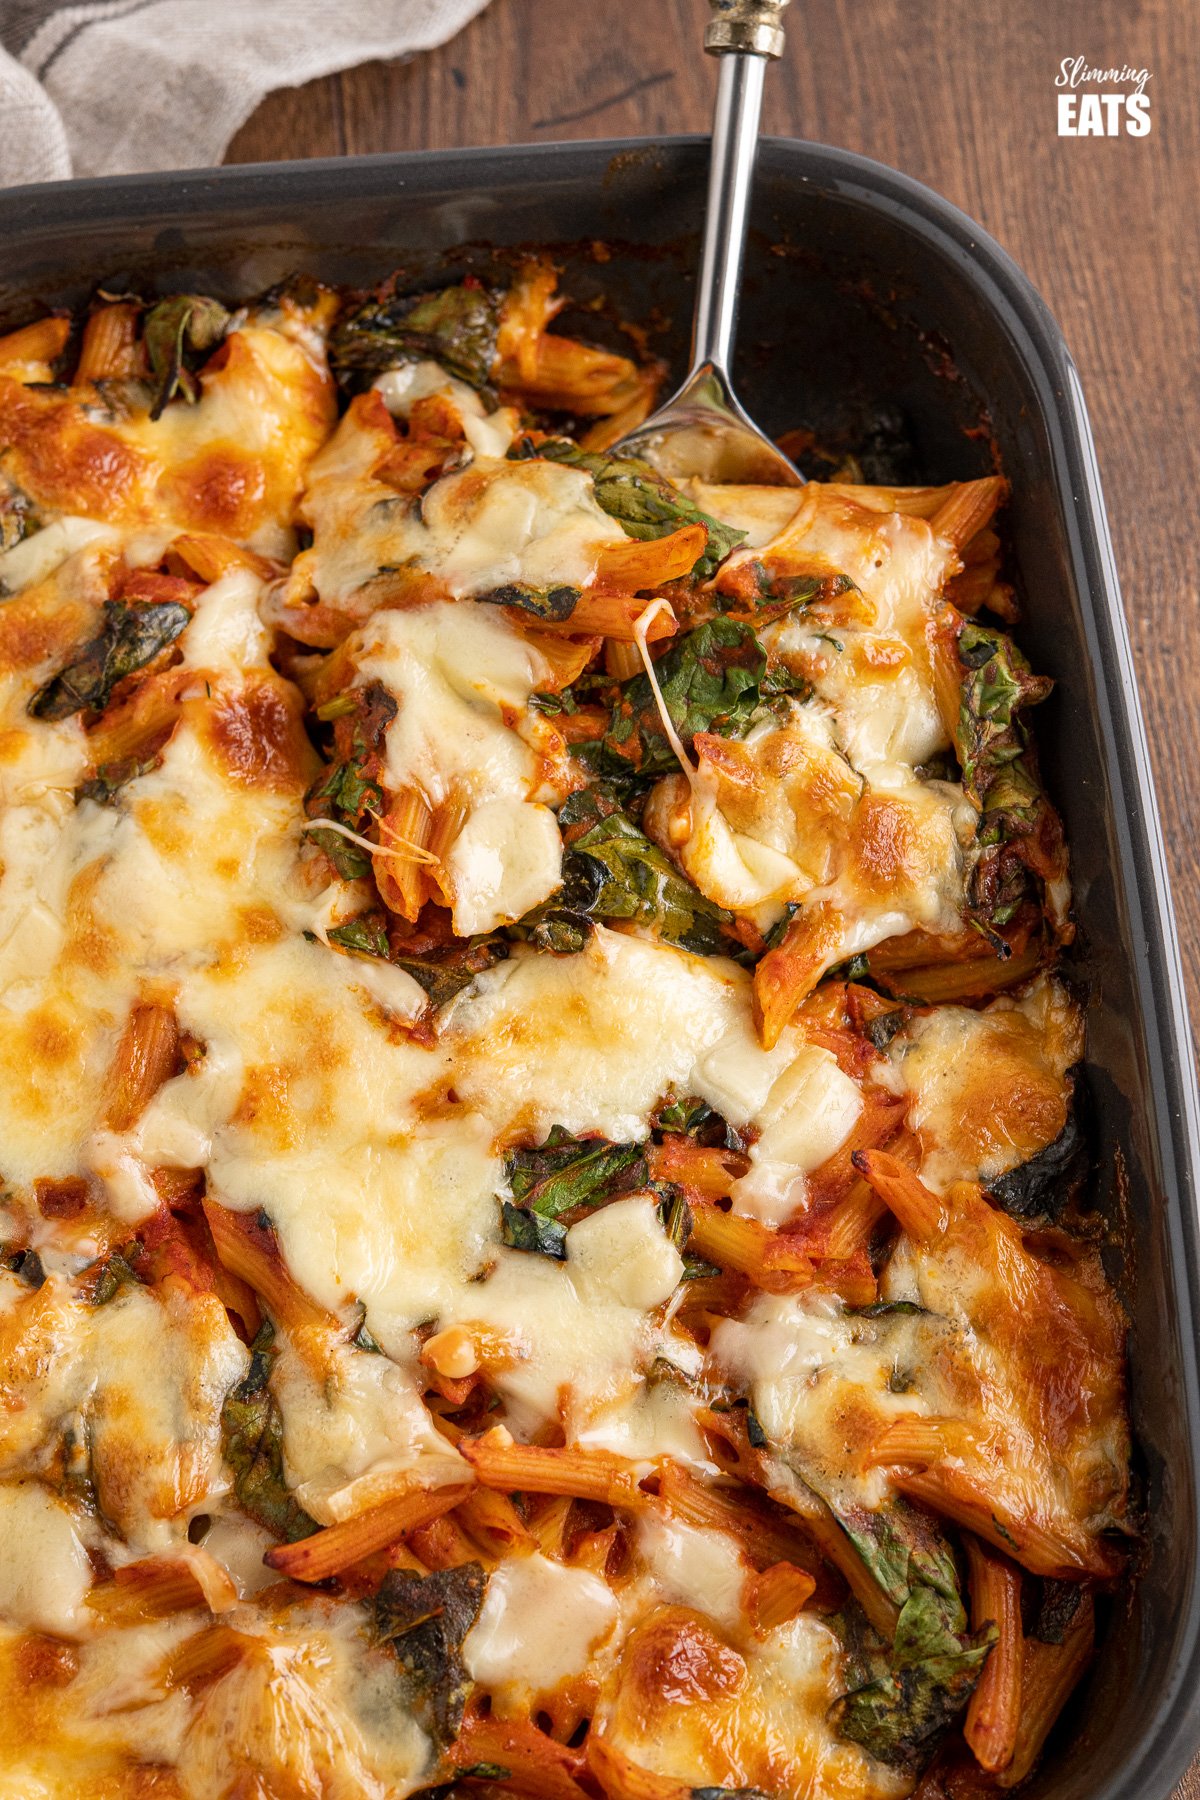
top-left (1, 137), bottom-right (1197, 1800)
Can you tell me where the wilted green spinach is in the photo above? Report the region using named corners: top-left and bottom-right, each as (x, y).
top-left (29, 599), bottom-right (190, 721)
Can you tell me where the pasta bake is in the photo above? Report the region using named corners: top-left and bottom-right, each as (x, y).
top-left (0, 263), bottom-right (1130, 1799)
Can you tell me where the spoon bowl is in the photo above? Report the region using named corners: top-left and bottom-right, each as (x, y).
top-left (614, 2), bottom-right (801, 489)
top-left (618, 359), bottom-right (802, 487)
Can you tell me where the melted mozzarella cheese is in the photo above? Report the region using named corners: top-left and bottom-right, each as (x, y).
top-left (353, 600), bottom-right (568, 932)
top-left (0, 1484), bottom-right (92, 1635)
top-left (180, 1599), bottom-right (432, 1800)
top-left (597, 1607), bottom-right (905, 1800)
top-left (0, 323), bottom-right (334, 557)
top-left (464, 1554), bottom-right (618, 1703)
top-left (890, 975), bottom-right (1083, 1189)
top-left (271, 1330), bottom-right (465, 1523)
top-left (0, 1276), bottom-right (247, 1549)
top-left (445, 929), bottom-right (806, 1142)
top-left (711, 1291), bottom-right (930, 1511)
top-left (293, 398), bottom-right (627, 613)
top-left (634, 1508), bottom-right (749, 1630)
top-left (375, 359), bottom-right (518, 459)
top-left (443, 1199), bottom-right (685, 1440)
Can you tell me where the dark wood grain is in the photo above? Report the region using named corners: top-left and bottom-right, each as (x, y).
top-left (230, 14), bottom-right (1199, 1778)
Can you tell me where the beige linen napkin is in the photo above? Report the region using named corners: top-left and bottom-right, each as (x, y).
top-left (0, 0), bottom-right (492, 186)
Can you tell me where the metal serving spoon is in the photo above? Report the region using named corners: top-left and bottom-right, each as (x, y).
top-left (616, 0), bottom-right (801, 487)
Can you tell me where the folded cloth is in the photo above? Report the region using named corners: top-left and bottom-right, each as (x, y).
top-left (0, 0), bottom-right (492, 187)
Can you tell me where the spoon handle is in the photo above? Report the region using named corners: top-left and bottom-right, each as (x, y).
top-left (692, 1), bottom-right (790, 376)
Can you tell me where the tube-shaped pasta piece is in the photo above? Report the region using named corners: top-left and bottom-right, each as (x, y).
top-left (448, 1712), bottom-right (593, 1800)
top-left (687, 1204), bottom-right (812, 1294)
top-left (0, 314), bottom-right (70, 379)
top-left (997, 1593), bottom-right (1095, 1789)
top-left (853, 1149), bottom-right (947, 1240)
top-left (528, 1494), bottom-right (574, 1560)
top-left (200, 1199), bottom-right (340, 1336)
top-left (752, 901), bottom-right (845, 1050)
top-left (83, 666), bottom-right (192, 769)
top-left (964, 1537), bottom-right (1024, 1773)
top-left (870, 939), bottom-right (1044, 1004)
top-left (456, 1486), bottom-right (536, 1556)
top-left (105, 1001), bottom-right (179, 1132)
top-left (408, 1511), bottom-right (486, 1571)
top-left (169, 532), bottom-right (280, 584)
top-left (374, 787), bottom-right (434, 922)
top-left (647, 1139), bottom-right (748, 1199)
top-left (930, 477), bottom-right (1008, 550)
top-left (654, 1468), bottom-right (824, 1582)
top-left (747, 1560), bottom-right (816, 1632)
top-left (805, 1092), bottom-right (908, 1206)
top-left (265, 1482), bottom-right (472, 1583)
top-left (494, 262), bottom-right (562, 382)
top-left (497, 331), bottom-right (651, 419)
top-left (161, 1625), bottom-right (250, 1691)
top-left (591, 524), bottom-right (707, 594)
top-left (810, 1180), bottom-right (890, 1260)
top-left (604, 639), bottom-right (643, 681)
top-left (527, 591), bottom-right (679, 643)
top-left (459, 1429), bottom-right (647, 1508)
top-left (869, 1419), bottom-right (1120, 1579)
top-left (75, 303), bottom-right (142, 383)
top-left (87, 1551), bottom-right (238, 1626)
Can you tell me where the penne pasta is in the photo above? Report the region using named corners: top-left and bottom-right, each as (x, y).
top-left (747, 1560), bottom-right (817, 1632)
top-left (460, 1430), bottom-right (648, 1508)
top-left (200, 1199), bottom-right (341, 1336)
top-left (75, 303), bottom-right (143, 383)
top-left (87, 1551), bottom-right (238, 1626)
top-left (964, 1537), bottom-right (1024, 1773)
top-left (997, 1593), bottom-right (1095, 1788)
top-left (0, 313), bottom-right (70, 381)
top-left (265, 1482), bottom-right (472, 1582)
top-left (104, 1000), bottom-right (180, 1133)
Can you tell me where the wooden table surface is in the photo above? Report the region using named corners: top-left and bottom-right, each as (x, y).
top-left (229, 4), bottom-right (1199, 1790)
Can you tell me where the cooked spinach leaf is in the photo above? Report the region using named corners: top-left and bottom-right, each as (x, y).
top-left (717, 561), bottom-right (856, 624)
top-left (499, 1199), bottom-right (567, 1259)
top-left (528, 440), bottom-right (746, 581)
top-left (393, 935), bottom-right (509, 1009)
top-left (600, 617), bottom-right (767, 779)
top-left (371, 1562), bottom-right (488, 1746)
top-left (328, 914), bottom-right (391, 960)
top-left (143, 294), bottom-right (230, 419)
top-left (692, 1788), bottom-right (774, 1800)
top-left (75, 756), bottom-right (159, 807)
top-left (478, 582), bottom-right (581, 622)
top-left (331, 281), bottom-right (500, 391)
top-left (89, 1251), bottom-right (142, 1306)
top-left (987, 1076), bottom-right (1089, 1223)
top-left (1031, 1578), bottom-right (1084, 1646)
top-left (29, 599), bottom-right (190, 721)
top-left (0, 479), bottom-right (40, 554)
top-left (955, 622), bottom-right (1060, 924)
top-left (305, 681), bottom-right (398, 876)
top-left (0, 1246), bottom-right (45, 1288)
top-left (220, 1321), bottom-right (319, 1544)
top-left (789, 1480), bottom-right (995, 1771)
top-left (506, 1124), bottom-right (647, 1219)
top-left (830, 1640), bottom-right (995, 1772)
top-left (305, 825), bottom-right (372, 883)
top-left (532, 789), bottom-right (733, 956)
